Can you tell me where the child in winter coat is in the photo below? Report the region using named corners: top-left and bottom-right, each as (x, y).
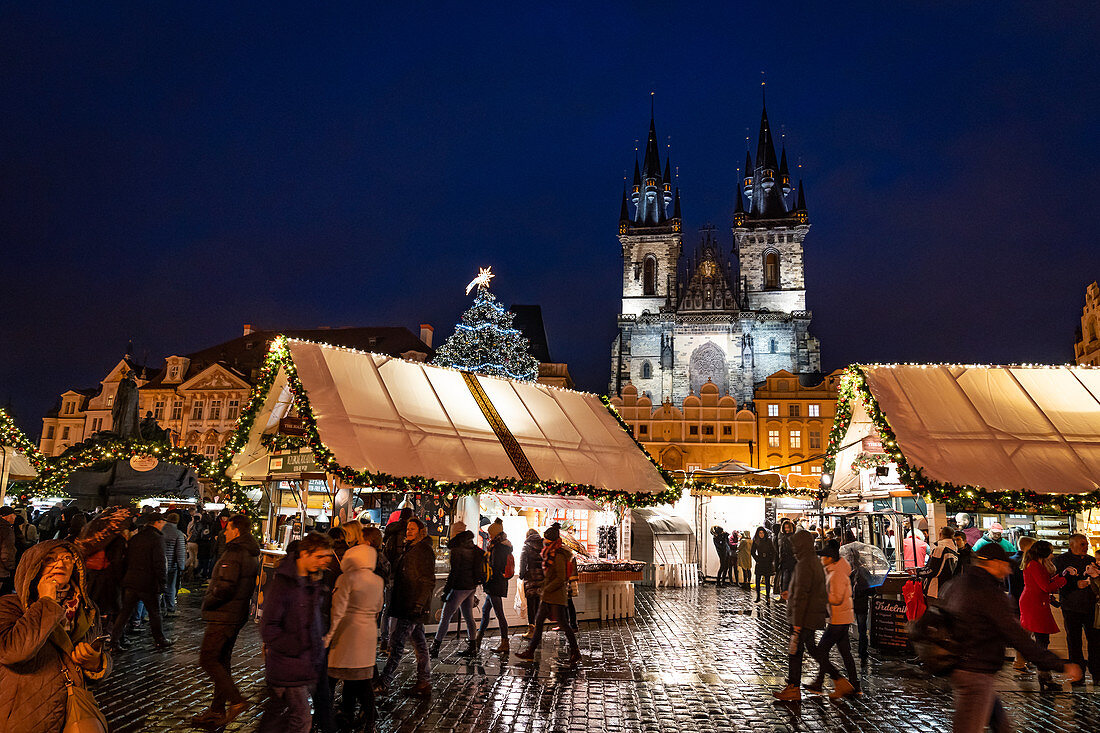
top-left (807, 541), bottom-right (860, 698)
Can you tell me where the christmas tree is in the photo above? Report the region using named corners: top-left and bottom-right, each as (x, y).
top-left (433, 268), bottom-right (540, 381)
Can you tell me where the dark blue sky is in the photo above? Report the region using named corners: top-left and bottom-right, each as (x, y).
top-left (2, 3), bottom-right (1098, 433)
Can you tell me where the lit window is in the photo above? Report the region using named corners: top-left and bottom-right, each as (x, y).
top-left (203, 445), bottom-right (217, 459)
top-left (790, 430), bottom-right (802, 449)
top-left (154, 401), bottom-right (165, 420)
top-left (767, 404), bottom-right (779, 417)
top-left (107, 395), bottom-right (114, 407)
top-left (808, 404), bottom-right (820, 417)
top-left (768, 429), bottom-right (780, 448)
top-left (191, 401), bottom-right (204, 421)
top-left (790, 465), bottom-right (802, 474)
top-left (690, 426), bottom-right (699, 436)
top-left (227, 400), bottom-right (240, 420)
top-left (810, 465), bottom-right (823, 475)
top-left (169, 365), bottom-right (179, 380)
top-left (209, 400), bottom-right (222, 420)
top-left (764, 251), bottom-right (780, 289)
top-left (789, 404), bottom-right (800, 417)
top-left (810, 431), bottom-right (822, 449)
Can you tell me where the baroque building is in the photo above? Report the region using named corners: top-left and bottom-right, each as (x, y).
top-left (1075, 281), bottom-right (1100, 366)
top-left (754, 369), bottom-right (842, 477)
top-left (610, 100), bottom-right (821, 408)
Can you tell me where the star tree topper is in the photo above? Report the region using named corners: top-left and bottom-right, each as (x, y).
top-left (465, 266), bottom-right (495, 295)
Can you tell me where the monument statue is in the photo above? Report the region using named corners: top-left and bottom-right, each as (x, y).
top-left (111, 369), bottom-right (141, 439)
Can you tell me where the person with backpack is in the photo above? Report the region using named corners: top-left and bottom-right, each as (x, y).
top-left (429, 523), bottom-right (485, 658)
top-left (806, 540), bottom-right (859, 699)
top-left (942, 543), bottom-right (1080, 732)
top-left (515, 525), bottom-right (581, 665)
top-left (750, 526), bottom-right (775, 602)
top-left (518, 528), bottom-right (545, 638)
top-left (475, 519), bottom-right (513, 654)
top-left (921, 526), bottom-right (960, 600)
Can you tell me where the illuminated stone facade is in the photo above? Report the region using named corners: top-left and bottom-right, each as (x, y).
top-left (1075, 281), bottom-right (1100, 366)
top-left (754, 369), bottom-right (842, 477)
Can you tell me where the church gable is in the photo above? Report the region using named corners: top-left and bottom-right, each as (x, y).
top-left (677, 229), bottom-right (737, 313)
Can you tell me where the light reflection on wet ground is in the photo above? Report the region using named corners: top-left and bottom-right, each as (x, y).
top-left (95, 583), bottom-right (1100, 731)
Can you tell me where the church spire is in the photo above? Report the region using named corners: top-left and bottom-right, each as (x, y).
top-left (624, 103), bottom-right (673, 227)
top-left (620, 186), bottom-right (630, 222)
top-left (746, 97), bottom-right (792, 219)
top-left (779, 146), bottom-right (791, 195)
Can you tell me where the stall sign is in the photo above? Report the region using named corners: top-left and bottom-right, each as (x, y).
top-left (862, 433), bottom-right (884, 454)
top-left (269, 451), bottom-right (321, 475)
top-left (870, 596), bottom-right (911, 654)
top-left (278, 417), bottom-right (308, 436)
top-left (774, 497), bottom-right (818, 512)
top-left (129, 455), bottom-right (159, 472)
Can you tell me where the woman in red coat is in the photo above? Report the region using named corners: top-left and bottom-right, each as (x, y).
top-left (1018, 540), bottom-right (1067, 689)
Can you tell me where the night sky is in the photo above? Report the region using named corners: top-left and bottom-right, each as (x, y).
top-left (2, 3), bottom-right (1098, 434)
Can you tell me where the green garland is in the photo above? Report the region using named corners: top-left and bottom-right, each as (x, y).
top-left (687, 481), bottom-right (823, 501)
top-left (218, 337), bottom-right (681, 509)
top-left (29, 439), bottom-right (259, 520)
top-left (850, 452), bottom-right (892, 472)
top-left (825, 365), bottom-right (1100, 515)
top-left (0, 408), bottom-right (47, 473)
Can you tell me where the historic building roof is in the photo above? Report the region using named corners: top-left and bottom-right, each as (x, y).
top-left (677, 229), bottom-right (738, 313)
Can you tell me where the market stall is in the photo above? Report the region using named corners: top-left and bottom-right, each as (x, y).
top-left (221, 336), bottom-right (674, 623)
top-left (825, 363), bottom-right (1100, 552)
top-left (0, 408), bottom-right (44, 505)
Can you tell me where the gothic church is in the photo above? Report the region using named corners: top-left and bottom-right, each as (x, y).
top-left (609, 100), bottom-right (821, 406)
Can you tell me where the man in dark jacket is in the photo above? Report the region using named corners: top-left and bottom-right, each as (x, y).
top-left (379, 507), bottom-right (412, 651)
top-left (192, 515), bottom-right (261, 728)
top-left (1054, 533), bottom-right (1100, 685)
top-left (376, 517), bottom-right (435, 699)
top-left (518, 528), bottom-right (545, 638)
top-left (476, 519), bottom-right (513, 653)
top-left (111, 513), bottom-right (170, 650)
top-left (774, 529), bottom-right (829, 700)
top-left (430, 524), bottom-right (485, 658)
top-left (776, 519), bottom-right (797, 595)
top-left (943, 543), bottom-right (1079, 732)
top-left (750, 526), bottom-right (776, 602)
top-left (0, 507), bottom-right (16, 595)
top-left (160, 511), bottom-right (187, 615)
top-left (258, 532), bottom-right (333, 733)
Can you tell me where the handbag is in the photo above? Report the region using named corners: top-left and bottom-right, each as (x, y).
top-left (61, 664), bottom-right (108, 733)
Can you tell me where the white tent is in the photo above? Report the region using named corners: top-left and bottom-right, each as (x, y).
top-left (829, 364), bottom-right (1100, 502)
top-left (1, 409), bottom-right (41, 504)
top-left (225, 338), bottom-right (670, 498)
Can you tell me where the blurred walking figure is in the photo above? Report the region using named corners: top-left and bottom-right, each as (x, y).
top-left (191, 515), bottom-right (260, 727)
top-left (430, 522), bottom-right (484, 658)
top-left (161, 511), bottom-right (187, 615)
top-left (737, 530), bottom-right (753, 590)
top-left (515, 525), bottom-right (581, 665)
top-left (111, 512), bottom-right (171, 651)
top-left (476, 519), bottom-right (514, 653)
top-left (711, 526), bottom-right (732, 586)
top-left (773, 530), bottom-right (829, 701)
top-left (325, 543), bottom-right (384, 732)
top-left (776, 520), bottom-right (797, 596)
top-left (518, 528), bottom-right (545, 638)
top-left (375, 518), bottom-right (436, 699)
top-left (258, 532), bottom-right (333, 733)
top-left (806, 541), bottom-right (859, 699)
top-left (750, 526), bottom-right (775, 602)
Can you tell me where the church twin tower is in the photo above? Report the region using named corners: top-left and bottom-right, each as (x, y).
top-left (610, 98), bottom-right (821, 406)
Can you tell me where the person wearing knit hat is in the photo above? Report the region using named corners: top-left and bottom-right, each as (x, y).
top-left (449, 521), bottom-right (467, 539)
top-left (487, 519), bottom-right (503, 540)
top-left (973, 522), bottom-right (1016, 556)
top-left (516, 523), bottom-right (579, 665)
top-left (476, 519), bottom-right (513, 653)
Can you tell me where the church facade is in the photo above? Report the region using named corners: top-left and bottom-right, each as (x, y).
top-left (610, 101), bottom-right (821, 407)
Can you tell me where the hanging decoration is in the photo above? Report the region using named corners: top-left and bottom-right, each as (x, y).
top-left (850, 452), bottom-right (892, 472)
top-left (824, 365), bottom-right (1100, 514)
top-left (431, 267), bottom-right (541, 382)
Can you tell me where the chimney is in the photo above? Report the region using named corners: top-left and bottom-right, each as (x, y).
top-left (420, 324), bottom-right (434, 348)
top-left (243, 324), bottom-right (254, 336)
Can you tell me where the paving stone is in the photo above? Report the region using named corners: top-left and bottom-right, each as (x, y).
top-left (94, 582), bottom-right (1100, 731)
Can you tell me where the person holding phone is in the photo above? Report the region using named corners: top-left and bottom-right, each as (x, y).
top-left (0, 540), bottom-right (112, 732)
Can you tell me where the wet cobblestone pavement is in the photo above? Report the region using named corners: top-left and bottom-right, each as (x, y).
top-left (96, 583), bottom-right (1100, 732)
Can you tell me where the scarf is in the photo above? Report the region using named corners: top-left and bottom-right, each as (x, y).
top-left (541, 539), bottom-right (561, 574)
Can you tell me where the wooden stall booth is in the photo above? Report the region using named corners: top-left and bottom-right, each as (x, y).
top-left (222, 337), bottom-right (674, 623)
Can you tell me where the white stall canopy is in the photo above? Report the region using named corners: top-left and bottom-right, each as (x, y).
top-left (830, 364), bottom-right (1100, 501)
top-left (225, 339), bottom-right (670, 497)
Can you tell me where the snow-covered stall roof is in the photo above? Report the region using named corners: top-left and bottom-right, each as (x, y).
top-left (828, 365), bottom-right (1100, 505)
top-left (225, 339), bottom-right (672, 501)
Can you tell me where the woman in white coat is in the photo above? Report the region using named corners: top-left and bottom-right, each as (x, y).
top-left (325, 543), bottom-right (384, 731)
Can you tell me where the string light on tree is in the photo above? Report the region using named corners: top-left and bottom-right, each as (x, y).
top-left (433, 267), bottom-right (540, 382)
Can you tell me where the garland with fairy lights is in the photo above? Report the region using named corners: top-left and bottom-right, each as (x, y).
top-left (850, 452), bottom-right (892, 472)
top-left (217, 337), bottom-right (680, 509)
top-left (825, 365), bottom-right (1100, 514)
top-left (28, 438), bottom-right (259, 519)
top-left (0, 408), bottom-right (47, 473)
top-left (686, 481), bottom-right (824, 501)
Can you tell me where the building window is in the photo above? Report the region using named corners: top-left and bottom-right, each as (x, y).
top-left (227, 400), bottom-right (240, 420)
top-left (46, 426), bottom-right (55, 440)
top-left (810, 465), bottom-right (823, 475)
top-left (191, 401), bottom-right (204, 421)
top-left (770, 339), bottom-right (778, 354)
top-left (810, 431), bottom-right (822, 449)
top-left (168, 365), bottom-right (179, 380)
top-left (689, 426), bottom-right (699, 436)
top-left (790, 465), bottom-right (802, 474)
top-left (768, 429), bottom-right (780, 448)
top-left (62, 427), bottom-right (70, 440)
top-left (764, 250), bottom-right (780, 289)
top-left (203, 445), bottom-right (217, 459)
top-left (643, 256), bottom-right (657, 296)
top-left (170, 401), bottom-right (183, 421)
top-left (638, 425), bottom-right (648, 436)
top-left (789, 404), bottom-right (800, 417)
top-left (808, 404), bottom-right (820, 417)
top-left (703, 425), bottom-right (714, 435)
top-left (64, 402), bottom-right (74, 415)
top-left (722, 425), bottom-right (732, 436)
top-left (210, 400), bottom-right (222, 420)
top-left (154, 401), bottom-right (165, 420)
top-left (640, 361), bottom-right (652, 380)
top-left (107, 395), bottom-right (114, 407)
top-left (91, 417), bottom-right (103, 433)
top-left (767, 403), bottom-right (779, 417)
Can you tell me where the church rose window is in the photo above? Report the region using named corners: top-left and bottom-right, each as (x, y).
top-left (643, 256), bottom-right (657, 295)
top-left (764, 250), bottom-right (780, 289)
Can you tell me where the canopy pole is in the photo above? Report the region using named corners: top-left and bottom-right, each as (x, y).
top-left (0, 446), bottom-right (9, 506)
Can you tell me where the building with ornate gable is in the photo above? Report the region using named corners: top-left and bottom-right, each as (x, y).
top-left (1075, 281), bottom-right (1100, 366)
top-left (609, 100), bottom-right (821, 410)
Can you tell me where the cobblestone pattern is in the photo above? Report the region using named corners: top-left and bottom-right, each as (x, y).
top-left (94, 583), bottom-right (1100, 732)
